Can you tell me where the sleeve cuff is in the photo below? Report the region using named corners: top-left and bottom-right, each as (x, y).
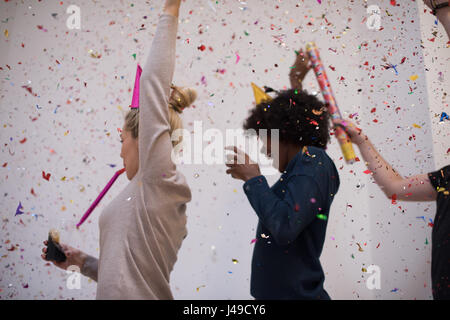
top-left (243, 175), bottom-right (268, 193)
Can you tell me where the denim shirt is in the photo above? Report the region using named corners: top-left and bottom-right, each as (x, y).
top-left (243, 146), bottom-right (340, 299)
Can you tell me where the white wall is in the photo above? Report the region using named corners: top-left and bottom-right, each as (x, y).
top-left (0, 0), bottom-right (448, 300)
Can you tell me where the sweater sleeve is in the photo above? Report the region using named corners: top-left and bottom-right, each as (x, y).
top-left (138, 13), bottom-right (179, 181)
top-left (243, 174), bottom-right (325, 246)
top-left (80, 254), bottom-right (98, 282)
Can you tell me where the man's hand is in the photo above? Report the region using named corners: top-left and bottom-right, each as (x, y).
top-left (225, 146), bottom-right (262, 182)
top-left (289, 49), bottom-right (311, 90)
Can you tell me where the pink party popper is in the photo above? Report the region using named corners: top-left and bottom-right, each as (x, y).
top-left (306, 42), bottom-right (356, 164)
top-left (76, 168), bottom-right (126, 228)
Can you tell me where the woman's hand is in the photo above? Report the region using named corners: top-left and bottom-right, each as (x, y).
top-left (164, 0), bottom-right (181, 17)
top-left (333, 118), bottom-right (367, 146)
top-left (41, 241), bottom-right (86, 271)
top-left (225, 146), bottom-right (262, 182)
top-left (422, 0), bottom-right (447, 10)
top-left (289, 49), bottom-right (311, 90)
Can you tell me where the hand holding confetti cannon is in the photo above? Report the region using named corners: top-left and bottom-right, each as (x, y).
top-left (305, 42), bottom-right (356, 164)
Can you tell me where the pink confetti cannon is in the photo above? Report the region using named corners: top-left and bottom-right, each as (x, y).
top-left (306, 42), bottom-right (356, 164)
top-left (76, 168), bottom-right (126, 228)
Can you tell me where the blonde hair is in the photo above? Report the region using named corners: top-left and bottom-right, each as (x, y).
top-left (124, 85), bottom-right (197, 147)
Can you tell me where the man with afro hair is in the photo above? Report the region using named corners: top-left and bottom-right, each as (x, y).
top-left (226, 50), bottom-right (340, 299)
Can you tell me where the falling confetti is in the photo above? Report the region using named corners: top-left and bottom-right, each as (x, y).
top-left (15, 202), bottom-right (24, 216)
top-left (42, 171), bottom-right (51, 181)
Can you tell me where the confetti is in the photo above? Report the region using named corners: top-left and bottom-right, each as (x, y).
top-left (440, 112), bottom-right (449, 122)
top-left (409, 74), bottom-right (419, 81)
top-left (42, 171), bottom-right (51, 181)
top-left (316, 214), bottom-right (327, 220)
top-left (196, 285), bottom-right (206, 292)
top-left (15, 202), bottom-right (24, 216)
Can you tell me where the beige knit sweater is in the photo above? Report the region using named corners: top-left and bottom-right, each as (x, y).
top-left (81, 13), bottom-right (192, 300)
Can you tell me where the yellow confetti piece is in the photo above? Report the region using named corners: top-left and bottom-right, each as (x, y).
top-left (4, 29), bottom-right (8, 38)
top-left (362, 267), bottom-right (367, 272)
top-left (196, 285), bottom-right (206, 292)
top-left (61, 206), bottom-right (66, 211)
top-left (409, 74), bottom-right (419, 81)
top-left (412, 123), bottom-right (421, 128)
top-left (232, 259), bottom-right (239, 264)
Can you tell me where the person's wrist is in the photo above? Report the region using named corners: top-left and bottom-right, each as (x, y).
top-left (432, 0), bottom-right (450, 14)
top-left (77, 251), bottom-right (88, 270)
top-left (244, 170), bottom-right (261, 182)
top-left (355, 133), bottom-right (368, 147)
top-left (436, 4), bottom-right (450, 18)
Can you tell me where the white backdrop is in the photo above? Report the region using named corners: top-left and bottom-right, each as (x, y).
top-left (0, 0), bottom-right (448, 300)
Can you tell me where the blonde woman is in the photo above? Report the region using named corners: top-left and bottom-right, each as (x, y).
top-left (41, 0), bottom-right (196, 299)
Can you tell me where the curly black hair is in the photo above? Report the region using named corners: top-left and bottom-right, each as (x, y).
top-left (243, 89), bottom-right (330, 148)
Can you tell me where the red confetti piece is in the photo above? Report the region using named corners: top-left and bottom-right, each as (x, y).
top-left (363, 169), bottom-right (372, 174)
top-left (22, 85), bottom-right (38, 97)
top-left (197, 45), bottom-right (206, 51)
top-left (42, 171), bottom-right (51, 181)
top-left (391, 194), bottom-right (397, 204)
top-left (19, 137), bottom-right (27, 144)
top-left (2, 162), bottom-right (7, 167)
top-left (294, 203), bottom-right (300, 212)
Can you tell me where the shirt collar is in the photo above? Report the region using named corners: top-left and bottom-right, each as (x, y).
top-left (284, 146), bottom-right (309, 174)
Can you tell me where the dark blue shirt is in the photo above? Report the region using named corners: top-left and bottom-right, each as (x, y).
top-left (243, 146), bottom-right (340, 299)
